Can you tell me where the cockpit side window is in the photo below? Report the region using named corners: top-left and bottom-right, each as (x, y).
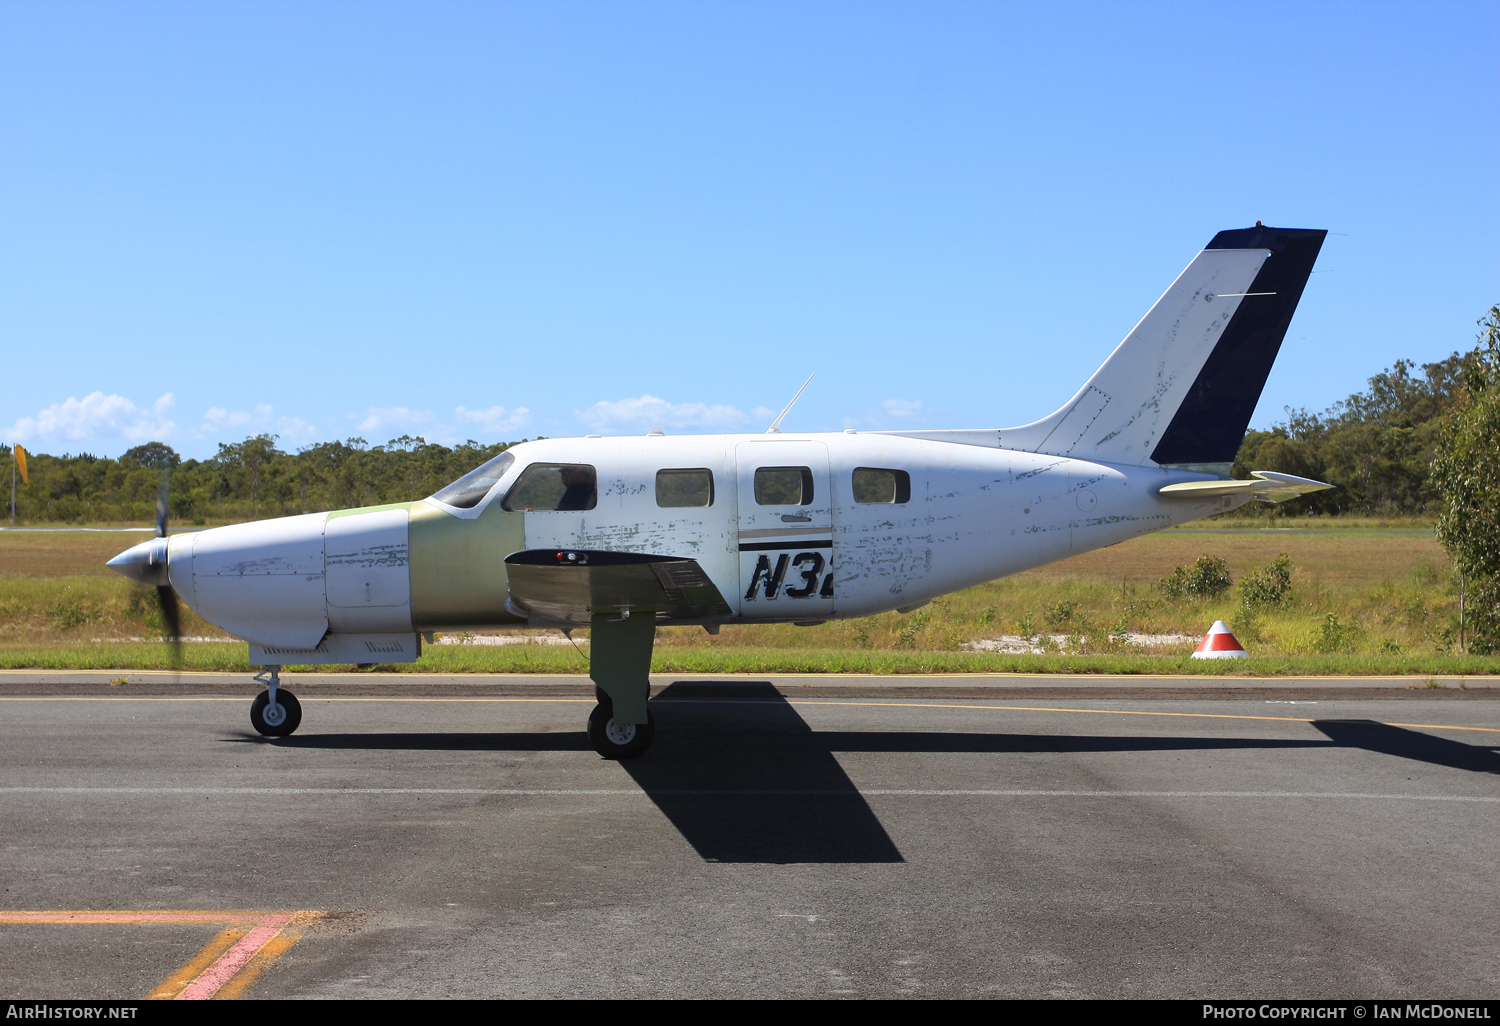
top-left (502, 464), bottom-right (598, 512)
top-left (431, 451), bottom-right (516, 509)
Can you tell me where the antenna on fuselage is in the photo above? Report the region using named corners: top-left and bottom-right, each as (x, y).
top-left (765, 373), bottom-right (815, 434)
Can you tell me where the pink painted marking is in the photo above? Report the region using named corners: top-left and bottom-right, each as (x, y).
top-left (176, 915), bottom-right (293, 1000)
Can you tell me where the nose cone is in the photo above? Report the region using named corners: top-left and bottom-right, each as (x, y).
top-left (107, 537), bottom-right (170, 586)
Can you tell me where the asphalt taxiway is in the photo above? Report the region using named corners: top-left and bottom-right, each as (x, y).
top-left (1, 676), bottom-right (1496, 999)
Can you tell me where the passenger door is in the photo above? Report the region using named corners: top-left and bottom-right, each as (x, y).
top-left (735, 440), bottom-right (835, 619)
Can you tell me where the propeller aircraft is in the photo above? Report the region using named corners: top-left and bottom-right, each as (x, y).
top-left (108, 224), bottom-right (1333, 758)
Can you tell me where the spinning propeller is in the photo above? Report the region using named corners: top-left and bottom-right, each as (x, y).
top-left (105, 468), bottom-right (181, 667)
top-left (153, 471), bottom-right (181, 666)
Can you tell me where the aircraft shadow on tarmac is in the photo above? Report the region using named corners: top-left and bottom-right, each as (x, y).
top-left (1310, 719), bottom-right (1499, 775)
top-left (220, 687), bottom-right (1497, 864)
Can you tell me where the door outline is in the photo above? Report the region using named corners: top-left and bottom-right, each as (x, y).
top-left (735, 440), bottom-right (835, 618)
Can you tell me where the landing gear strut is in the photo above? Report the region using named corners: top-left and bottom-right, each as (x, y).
top-left (586, 613), bottom-right (656, 759)
top-left (250, 666), bottom-right (302, 737)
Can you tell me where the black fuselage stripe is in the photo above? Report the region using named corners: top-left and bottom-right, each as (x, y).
top-left (739, 540), bottom-right (833, 551)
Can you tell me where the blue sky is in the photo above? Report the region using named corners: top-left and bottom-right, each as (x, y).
top-left (2, 1), bottom-right (1495, 460)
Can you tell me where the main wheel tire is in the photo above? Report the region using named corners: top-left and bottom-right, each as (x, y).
top-left (587, 700), bottom-right (654, 759)
top-left (250, 688), bottom-right (302, 737)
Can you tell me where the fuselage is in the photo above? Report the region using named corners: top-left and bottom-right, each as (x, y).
top-left (143, 430), bottom-right (1243, 649)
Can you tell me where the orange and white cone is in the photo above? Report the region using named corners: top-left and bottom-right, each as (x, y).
top-left (1192, 620), bottom-right (1248, 659)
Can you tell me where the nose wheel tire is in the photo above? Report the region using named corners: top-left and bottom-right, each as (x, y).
top-left (251, 688), bottom-right (302, 737)
top-left (587, 700), bottom-right (654, 759)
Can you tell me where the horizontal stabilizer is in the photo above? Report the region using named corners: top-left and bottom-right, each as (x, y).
top-left (504, 549), bottom-right (732, 625)
top-left (1158, 470), bottom-right (1332, 504)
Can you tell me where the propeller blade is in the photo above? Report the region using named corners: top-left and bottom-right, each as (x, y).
top-left (156, 584), bottom-right (182, 668)
top-left (155, 469), bottom-right (170, 539)
top-left (154, 468), bottom-right (179, 666)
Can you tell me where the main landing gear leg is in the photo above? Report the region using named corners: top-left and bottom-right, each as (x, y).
top-left (587, 612), bottom-right (655, 759)
top-left (251, 666), bottom-right (302, 737)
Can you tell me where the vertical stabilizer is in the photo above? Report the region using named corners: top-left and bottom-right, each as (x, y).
top-left (883, 226), bottom-right (1325, 468)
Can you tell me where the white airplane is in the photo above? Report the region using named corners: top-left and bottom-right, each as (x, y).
top-left (109, 224), bottom-right (1333, 758)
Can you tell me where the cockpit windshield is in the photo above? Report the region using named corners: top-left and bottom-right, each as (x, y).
top-left (430, 451), bottom-right (516, 510)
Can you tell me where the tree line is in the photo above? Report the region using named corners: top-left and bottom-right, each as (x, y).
top-left (8, 335), bottom-right (1485, 525)
top-left (8, 311), bottom-right (1499, 526)
top-left (4, 435), bottom-right (520, 525)
top-left (1232, 352), bottom-right (1463, 516)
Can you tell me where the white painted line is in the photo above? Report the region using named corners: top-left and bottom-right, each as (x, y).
top-left (1, 787), bottom-right (1494, 802)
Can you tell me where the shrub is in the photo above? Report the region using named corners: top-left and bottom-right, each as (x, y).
top-left (895, 611), bottom-right (928, 648)
top-left (1043, 601), bottom-right (1078, 629)
top-left (1239, 553), bottom-right (1294, 607)
top-left (1161, 556), bottom-right (1233, 600)
top-left (1015, 610), bottom-right (1039, 644)
top-left (1232, 606), bottom-right (1264, 645)
top-left (1314, 612), bottom-right (1357, 653)
top-left (46, 599), bottom-right (97, 630)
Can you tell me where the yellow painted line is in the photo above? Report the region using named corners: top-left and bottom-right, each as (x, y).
top-left (212, 926), bottom-right (306, 1000)
top-left (782, 700), bottom-right (1500, 734)
top-left (1, 909), bottom-right (324, 1000)
top-left (147, 911), bottom-right (322, 1000)
top-left (145, 928), bottom-right (246, 999)
top-left (170, 915), bottom-right (300, 1000)
top-left (1, 692), bottom-right (1496, 734)
top-left (0, 910), bottom-right (288, 923)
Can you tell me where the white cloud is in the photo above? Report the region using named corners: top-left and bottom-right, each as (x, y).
top-left (841, 398), bottom-right (929, 430)
top-left (341, 405), bottom-right (533, 444)
top-left (8, 393), bottom-right (536, 457)
top-left (577, 395), bottom-right (749, 432)
top-left (353, 406), bottom-right (433, 435)
top-left (455, 405), bottom-right (531, 434)
top-left (882, 398), bottom-right (925, 418)
top-left (200, 404), bottom-right (319, 446)
top-left (8, 392), bottom-right (178, 447)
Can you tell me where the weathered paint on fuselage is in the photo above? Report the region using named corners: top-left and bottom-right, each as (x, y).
top-left (494, 431), bottom-right (1238, 623)
top-left (160, 429), bottom-right (1244, 647)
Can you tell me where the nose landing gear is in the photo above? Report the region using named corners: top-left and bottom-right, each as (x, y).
top-left (250, 667), bottom-right (302, 737)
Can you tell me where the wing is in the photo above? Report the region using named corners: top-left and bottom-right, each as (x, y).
top-left (504, 549), bottom-right (733, 626)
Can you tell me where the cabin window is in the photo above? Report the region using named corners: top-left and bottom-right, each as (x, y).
top-left (852, 467), bottom-right (911, 504)
top-left (754, 466), bottom-right (813, 506)
top-left (431, 451), bottom-right (515, 509)
top-left (656, 468), bottom-right (714, 508)
top-left (501, 463), bottom-right (598, 512)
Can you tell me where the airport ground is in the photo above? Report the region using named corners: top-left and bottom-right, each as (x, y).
top-left (1, 672), bottom-right (1495, 1000)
